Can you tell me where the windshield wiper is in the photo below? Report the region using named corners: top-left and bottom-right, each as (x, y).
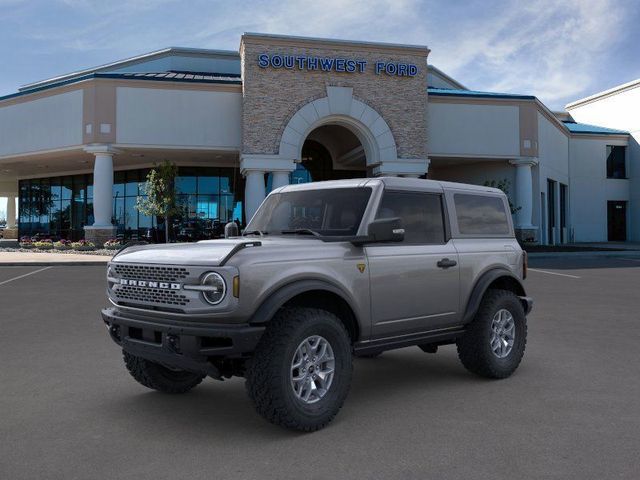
top-left (280, 228), bottom-right (322, 237)
top-left (243, 230), bottom-right (268, 236)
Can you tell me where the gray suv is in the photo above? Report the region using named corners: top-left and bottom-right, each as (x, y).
top-left (102, 177), bottom-right (532, 431)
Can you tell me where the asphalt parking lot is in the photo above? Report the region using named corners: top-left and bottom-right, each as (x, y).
top-left (1, 256), bottom-right (640, 480)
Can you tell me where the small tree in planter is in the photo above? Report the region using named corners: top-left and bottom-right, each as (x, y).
top-left (136, 161), bottom-right (180, 243)
top-left (483, 179), bottom-right (521, 214)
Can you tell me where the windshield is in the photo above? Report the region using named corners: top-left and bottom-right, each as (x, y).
top-left (245, 187), bottom-right (372, 237)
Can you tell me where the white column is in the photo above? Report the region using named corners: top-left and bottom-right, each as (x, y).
top-left (91, 152), bottom-right (115, 227)
top-left (6, 195), bottom-right (16, 228)
top-left (244, 170), bottom-right (266, 222)
top-left (271, 171), bottom-right (290, 190)
top-left (509, 158), bottom-right (538, 229)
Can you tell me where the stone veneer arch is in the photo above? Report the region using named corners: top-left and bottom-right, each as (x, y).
top-left (278, 86), bottom-right (398, 166)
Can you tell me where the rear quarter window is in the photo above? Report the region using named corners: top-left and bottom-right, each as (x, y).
top-left (454, 193), bottom-right (510, 235)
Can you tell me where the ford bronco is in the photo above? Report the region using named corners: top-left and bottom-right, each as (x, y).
top-left (102, 177), bottom-right (532, 431)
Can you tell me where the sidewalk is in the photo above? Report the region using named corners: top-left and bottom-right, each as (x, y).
top-left (0, 251), bottom-right (112, 266)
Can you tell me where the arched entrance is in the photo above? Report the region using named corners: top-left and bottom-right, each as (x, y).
top-left (292, 124), bottom-right (368, 184)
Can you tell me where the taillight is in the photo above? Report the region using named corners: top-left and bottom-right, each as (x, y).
top-left (522, 251), bottom-right (528, 279)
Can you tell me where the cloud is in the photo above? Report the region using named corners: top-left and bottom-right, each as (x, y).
top-left (426, 0), bottom-right (635, 108)
top-left (1, 0), bottom-right (637, 109)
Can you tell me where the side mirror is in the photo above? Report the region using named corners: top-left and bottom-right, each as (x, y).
top-left (352, 217), bottom-right (404, 245)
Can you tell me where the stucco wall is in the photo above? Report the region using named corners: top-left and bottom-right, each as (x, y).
top-left (0, 90), bottom-right (83, 157)
top-left (568, 85), bottom-right (639, 241)
top-left (240, 37), bottom-right (428, 159)
top-left (115, 87), bottom-right (242, 148)
top-left (568, 136), bottom-right (629, 242)
top-left (427, 102), bottom-right (520, 157)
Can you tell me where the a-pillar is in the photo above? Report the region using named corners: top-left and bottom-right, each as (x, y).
top-left (509, 158), bottom-right (539, 243)
top-left (84, 145), bottom-right (119, 246)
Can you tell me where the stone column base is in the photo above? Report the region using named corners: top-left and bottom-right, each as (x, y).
top-left (2, 227), bottom-right (18, 239)
top-left (515, 227), bottom-right (538, 244)
top-left (84, 226), bottom-right (117, 247)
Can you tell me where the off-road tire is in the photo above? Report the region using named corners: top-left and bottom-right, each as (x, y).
top-left (123, 351), bottom-right (205, 394)
top-left (245, 307), bottom-right (353, 432)
top-left (456, 289), bottom-right (527, 379)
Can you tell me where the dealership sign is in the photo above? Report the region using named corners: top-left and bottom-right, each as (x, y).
top-left (258, 53), bottom-right (418, 77)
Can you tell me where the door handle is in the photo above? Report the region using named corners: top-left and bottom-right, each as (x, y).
top-left (437, 258), bottom-right (457, 269)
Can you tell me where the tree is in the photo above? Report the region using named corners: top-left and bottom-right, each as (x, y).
top-left (136, 161), bottom-right (180, 243)
top-left (483, 179), bottom-right (521, 214)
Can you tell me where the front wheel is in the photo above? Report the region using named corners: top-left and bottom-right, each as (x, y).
top-left (456, 289), bottom-right (527, 379)
top-left (123, 351), bottom-right (205, 394)
top-left (245, 307), bottom-right (353, 432)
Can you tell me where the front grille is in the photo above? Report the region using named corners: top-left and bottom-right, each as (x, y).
top-left (113, 264), bottom-right (189, 282)
top-left (115, 285), bottom-right (189, 306)
top-left (110, 263), bottom-right (194, 310)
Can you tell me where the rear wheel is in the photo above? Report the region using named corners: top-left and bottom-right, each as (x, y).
top-left (123, 351), bottom-right (205, 394)
top-left (245, 307), bottom-right (353, 432)
top-left (456, 289), bottom-right (527, 379)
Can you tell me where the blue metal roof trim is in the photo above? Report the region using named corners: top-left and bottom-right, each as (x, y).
top-left (428, 87), bottom-right (536, 100)
top-left (562, 121), bottom-right (628, 135)
top-left (0, 72), bottom-right (242, 102)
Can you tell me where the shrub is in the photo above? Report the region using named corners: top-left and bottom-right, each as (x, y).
top-left (71, 239), bottom-right (96, 251)
top-left (103, 238), bottom-right (123, 250)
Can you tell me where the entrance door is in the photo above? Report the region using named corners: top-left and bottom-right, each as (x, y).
top-left (366, 190), bottom-right (460, 339)
top-left (607, 201), bottom-right (627, 241)
top-left (547, 179), bottom-right (556, 244)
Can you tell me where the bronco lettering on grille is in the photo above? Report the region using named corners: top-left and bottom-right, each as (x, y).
top-left (119, 279), bottom-right (181, 290)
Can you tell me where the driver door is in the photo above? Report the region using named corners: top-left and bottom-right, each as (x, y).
top-left (365, 189), bottom-right (460, 339)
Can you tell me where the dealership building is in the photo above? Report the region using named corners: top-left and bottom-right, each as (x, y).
top-left (0, 33), bottom-right (637, 244)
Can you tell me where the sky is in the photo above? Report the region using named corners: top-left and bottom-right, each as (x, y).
top-left (1, 0), bottom-right (640, 218)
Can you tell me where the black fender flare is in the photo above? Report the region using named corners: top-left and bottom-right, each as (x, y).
top-left (462, 268), bottom-right (529, 324)
top-left (248, 279), bottom-right (361, 327)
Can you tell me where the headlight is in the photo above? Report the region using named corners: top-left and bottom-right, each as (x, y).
top-left (201, 272), bottom-right (226, 305)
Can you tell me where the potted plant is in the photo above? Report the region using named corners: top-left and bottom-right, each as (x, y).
top-left (71, 239), bottom-right (96, 251)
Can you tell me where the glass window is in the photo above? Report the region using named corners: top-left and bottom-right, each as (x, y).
top-left (113, 171), bottom-right (125, 199)
top-left (125, 197), bottom-right (138, 231)
top-left (246, 188), bottom-right (371, 236)
top-left (198, 174), bottom-right (220, 195)
top-left (125, 170), bottom-right (140, 197)
top-left (176, 169), bottom-right (197, 194)
top-left (376, 191), bottom-right (445, 244)
top-left (61, 177), bottom-right (73, 200)
top-left (606, 145), bottom-right (626, 179)
top-left (454, 194), bottom-right (510, 236)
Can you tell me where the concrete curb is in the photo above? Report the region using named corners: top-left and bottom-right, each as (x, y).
top-left (528, 250), bottom-right (640, 259)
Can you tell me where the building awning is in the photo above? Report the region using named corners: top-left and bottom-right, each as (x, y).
top-left (562, 121), bottom-right (629, 135)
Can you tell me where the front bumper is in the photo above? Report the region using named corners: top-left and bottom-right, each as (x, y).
top-left (102, 307), bottom-right (265, 376)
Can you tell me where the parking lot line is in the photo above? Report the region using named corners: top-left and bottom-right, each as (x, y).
top-left (528, 268), bottom-right (581, 279)
top-left (0, 266), bottom-right (52, 287)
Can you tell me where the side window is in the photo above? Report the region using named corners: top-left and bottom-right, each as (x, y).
top-left (454, 194), bottom-right (510, 235)
top-left (375, 191), bottom-right (445, 244)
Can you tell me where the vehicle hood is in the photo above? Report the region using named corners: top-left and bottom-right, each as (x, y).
top-left (111, 236), bottom-right (344, 267)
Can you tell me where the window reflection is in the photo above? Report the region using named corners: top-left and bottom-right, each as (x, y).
top-left (18, 167), bottom-right (244, 242)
